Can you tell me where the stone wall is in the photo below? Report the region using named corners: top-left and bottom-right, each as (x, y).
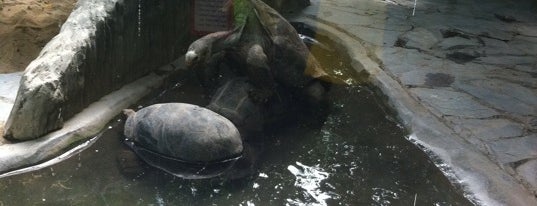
top-left (3, 0), bottom-right (194, 140)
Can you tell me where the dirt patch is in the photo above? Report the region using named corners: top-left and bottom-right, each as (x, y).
top-left (0, 0), bottom-right (77, 73)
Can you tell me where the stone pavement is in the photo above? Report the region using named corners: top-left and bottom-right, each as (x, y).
top-left (295, 0), bottom-right (536, 205)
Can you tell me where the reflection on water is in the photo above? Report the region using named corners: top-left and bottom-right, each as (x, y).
top-left (287, 162), bottom-right (334, 206)
top-left (0, 35), bottom-right (471, 205)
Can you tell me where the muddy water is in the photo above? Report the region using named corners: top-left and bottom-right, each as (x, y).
top-left (0, 36), bottom-right (471, 205)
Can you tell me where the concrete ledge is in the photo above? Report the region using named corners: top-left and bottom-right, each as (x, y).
top-left (293, 16), bottom-right (537, 206)
top-left (0, 63), bottom-right (178, 175)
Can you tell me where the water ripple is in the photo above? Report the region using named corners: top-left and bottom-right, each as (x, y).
top-left (287, 162), bottom-right (337, 206)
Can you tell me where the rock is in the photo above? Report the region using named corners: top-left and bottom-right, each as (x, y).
top-left (487, 135), bottom-right (537, 164)
top-left (515, 159), bottom-right (537, 191)
top-left (476, 55), bottom-right (536, 67)
top-left (448, 117), bottom-right (525, 141)
top-left (511, 35), bottom-right (537, 56)
top-left (446, 50), bottom-right (481, 64)
top-left (483, 65), bottom-right (537, 89)
top-left (436, 36), bottom-right (482, 50)
top-left (397, 27), bottom-right (440, 51)
top-left (516, 24), bottom-right (537, 37)
top-left (454, 79), bottom-right (537, 116)
top-left (410, 88), bottom-right (499, 118)
top-left (400, 71), bottom-right (455, 87)
top-left (481, 37), bottom-right (525, 56)
top-left (376, 47), bottom-right (444, 76)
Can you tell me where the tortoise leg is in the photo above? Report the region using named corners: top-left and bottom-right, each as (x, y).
top-left (273, 36), bottom-right (329, 81)
top-left (245, 44), bottom-right (276, 103)
top-left (195, 51), bottom-right (226, 93)
top-left (117, 145), bottom-right (146, 179)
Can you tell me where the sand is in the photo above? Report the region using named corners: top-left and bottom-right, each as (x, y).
top-left (0, 0), bottom-right (77, 73)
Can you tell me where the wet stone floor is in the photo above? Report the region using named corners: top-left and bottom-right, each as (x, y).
top-left (0, 36), bottom-right (471, 205)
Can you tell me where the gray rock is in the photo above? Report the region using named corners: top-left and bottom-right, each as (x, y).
top-left (476, 55), bottom-right (536, 67)
top-left (400, 71), bottom-right (455, 88)
top-left (399, 70), bottom-right (428, 87)
top-left (481, 37), bottom-right (526, 56)
top-left (436, 36), bottom-right (481, 50)
top-left (511, 35), bottom-right (537, 56)
top-left (448, 117), bottom-right (525, 141)
top-left (515, 159), bottom-right (537, 191)
top-left (376, 47), bottom-right (444, 76)
top-left (454, 79), bottom-right (537, 115)
top-left (397, 27), bottom-right (439, 51)
top-left (513, 65), bottom-right (536, 74)
top-left (487, 135), bottom-right (537, 164)
top-left (516, 24), bottom-right (537, 37)
top-left (445, 49), bottom-right (481, 64)
top-left (484, 65), bottom-right (537, 88)
top-left (410, 88), bottom-right (499, 118)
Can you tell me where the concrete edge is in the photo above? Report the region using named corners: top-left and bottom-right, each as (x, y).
top-left (0, 59), bottom-right (185, 176)
top-left (293, 16), bottom-right (537, 206)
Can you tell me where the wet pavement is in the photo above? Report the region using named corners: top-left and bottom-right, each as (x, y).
top-left (293, 0), bottom-right (536, 205)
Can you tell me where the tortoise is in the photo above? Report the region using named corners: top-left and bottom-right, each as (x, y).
top-left (207, 78), bottom-right (264, 137)
top-left (185, 29), bottom-right (243, 93)
top-left (248, 0), bottom-right (330, 83)
top-left (185, 0), bottom-right (334, 103)
top-left (122, 103), bottom-right (243, 179)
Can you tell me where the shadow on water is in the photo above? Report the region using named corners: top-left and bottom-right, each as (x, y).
top-left (0, 34), bottom-right (471, 205)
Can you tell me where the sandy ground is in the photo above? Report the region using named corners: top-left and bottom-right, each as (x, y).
top-left (0, 0), bottom-right (77, 73)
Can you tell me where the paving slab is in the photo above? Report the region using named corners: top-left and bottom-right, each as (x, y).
top-left (454, 79), bottom-right (537, 116)
top-left (448, 117), bottom-right (525, 141)
top-left (487, 135), bottom-right (537, 165)
top-left (511, 35), bottom-right (537, 56)
top-left (516, 159), bottom-right (537, 190)
top-left (436, 36), bottom-right (482, 50)
top-left (398, 27), bottom-right (439, 51)
top-left (410, 88), bottom-right (499, 118)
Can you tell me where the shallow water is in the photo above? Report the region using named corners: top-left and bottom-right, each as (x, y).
top-left (0, 36), bottom-right (471, 205)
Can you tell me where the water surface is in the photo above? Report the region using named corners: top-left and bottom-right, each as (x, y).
top-left (0, 36), bottom-right (470, 206)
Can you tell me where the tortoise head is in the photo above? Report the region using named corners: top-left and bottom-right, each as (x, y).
top-left (123, 109), bottom-right (137, 139)
top-left (185, 30), bottom-right (239, 69)
top-left (185, 39), bottom-right (212, 69)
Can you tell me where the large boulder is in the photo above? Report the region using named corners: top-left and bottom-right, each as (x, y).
top-left (4, 0), bottom-right (194, 140)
